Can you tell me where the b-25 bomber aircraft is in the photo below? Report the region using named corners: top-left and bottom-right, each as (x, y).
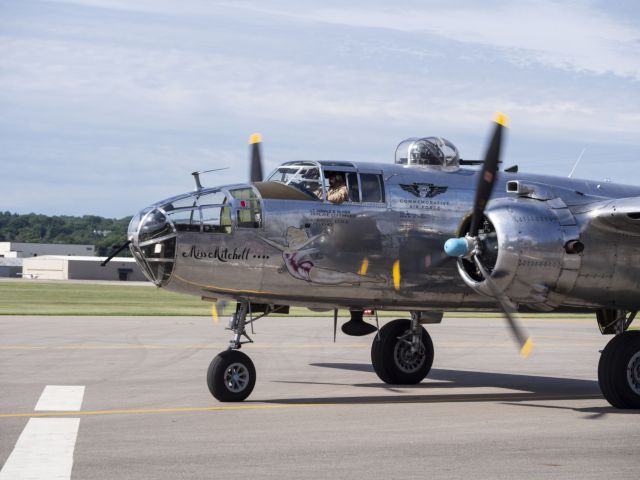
top-left (111, 114), bottom-right (640, 408)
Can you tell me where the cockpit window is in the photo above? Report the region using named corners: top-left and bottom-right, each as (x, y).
top-left (197, 190), bottom-right (227, 206)
top-left (166, 208), bottom-right (201, 232)
top-left (360, 174), bottom-right (385, 203)
top-left (230, 188), bottom-right (262, 228)
top-left (201, 206), bottom-right (231, 233)
top-left (198, 189), bottom-right (232, 233)
top-left (158, 190), bottom-right (233, 234)
top-left (266, 165), bottom-right (321, 199)
top-left (163, 195), bottom-right (197, 211)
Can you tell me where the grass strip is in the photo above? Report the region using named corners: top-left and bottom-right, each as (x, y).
top-left (0, 281), bottom-right (592, 318)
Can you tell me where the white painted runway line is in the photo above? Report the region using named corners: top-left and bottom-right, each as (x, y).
top-left (35, 386), bottom-right (85, 412)
top-left (1, 386), bottom-right (85, 479)
top-left (0, 418), bottom-right (80, 480)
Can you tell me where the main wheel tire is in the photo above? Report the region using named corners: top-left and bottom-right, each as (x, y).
top-left (207, 350), bottom-right (256, 402)
top-left (371, 319), bottom-right (434, 384)
top-left (598, 330), bottom-right (640, 409)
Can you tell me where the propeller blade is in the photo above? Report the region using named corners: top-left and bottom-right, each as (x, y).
top-left (468, 113), bottom-right (508, 237)
top-left (249, 133), bottom-right (263, 182)
top-left (473, 255), bottom-right (533, 358)
top-left (333, 309), bottom-right (338, 342)
top-left (392, 259), bottom-right (401, 290)
top-left (211, 300), bottom-right (228, 325)
top-left (100, 240), bottom-right (132, 267)
top-left (358, 258), bottom-right (369, 276)
top-left (424, 251), bottom-right (457, 270)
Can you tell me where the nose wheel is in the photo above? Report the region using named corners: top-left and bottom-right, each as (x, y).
top-left (206, 301), bottom-right (263, 402)
top-left (207, 350), bottom-right (256, 402)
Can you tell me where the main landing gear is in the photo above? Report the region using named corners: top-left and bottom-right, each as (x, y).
top-left (598, 330), bottom-right (640, 409)
top-left (371, 315), bottom-right (434, 384)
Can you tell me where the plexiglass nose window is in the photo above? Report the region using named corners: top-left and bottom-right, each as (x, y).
top-left (139, 210), bottom-right (174, 242)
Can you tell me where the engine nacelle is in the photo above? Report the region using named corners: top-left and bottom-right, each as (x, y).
top-left (457, 197), bottom-right (581, 311)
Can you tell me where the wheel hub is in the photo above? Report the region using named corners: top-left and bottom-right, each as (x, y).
top-left (224, 362), bottom-right (249, 393)
top-left (627, 352), bottom-right (640, 396)
top-left (393, 338), bottom-right (426, 374)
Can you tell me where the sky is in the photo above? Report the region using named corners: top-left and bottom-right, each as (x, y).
top-left (1, 0), bottom-right (639, 217)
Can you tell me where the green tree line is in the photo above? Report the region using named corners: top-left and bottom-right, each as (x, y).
top-left (0, 211), bottom-right (132, 257)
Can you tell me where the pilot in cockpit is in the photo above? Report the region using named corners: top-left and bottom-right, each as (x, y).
top-left (325, 172), bottom-right (349, 204)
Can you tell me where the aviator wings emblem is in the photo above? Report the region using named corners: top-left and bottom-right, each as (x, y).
top-left (400, 183), bottom-right (448, 198)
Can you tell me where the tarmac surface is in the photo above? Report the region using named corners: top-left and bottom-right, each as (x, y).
top-left (1, 314), bottom-right (639, 479)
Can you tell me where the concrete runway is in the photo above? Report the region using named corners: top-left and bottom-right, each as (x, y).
top-left (1, 315), bottom-right (638, 479)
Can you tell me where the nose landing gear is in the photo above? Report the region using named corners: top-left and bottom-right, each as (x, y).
top-left (207, 302), bottom-right (256, 402)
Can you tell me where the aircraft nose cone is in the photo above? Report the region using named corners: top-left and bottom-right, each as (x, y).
top-left (128, 207), bottom-right (177, 286)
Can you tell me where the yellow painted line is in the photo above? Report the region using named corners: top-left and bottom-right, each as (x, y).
top-left (0, 393), bottom-right (600, 419)
top-left (0, 339), bottom-right (607, 351)
top-left (0, 403), bottom-right (333, 419)
top-left (0, 343), bottom-right (370, 351)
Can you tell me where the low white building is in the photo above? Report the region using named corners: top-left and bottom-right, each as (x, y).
top-left (22, 256), bottom-right (147, 282)
top-left (0, 242), bottom-right (95, 258)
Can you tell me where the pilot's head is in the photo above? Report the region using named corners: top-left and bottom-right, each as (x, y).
top-left (328, 172), bottom-right (345, 188)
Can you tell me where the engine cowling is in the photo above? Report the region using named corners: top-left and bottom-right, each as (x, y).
top-left (457, 197), bottom-right (580, 311)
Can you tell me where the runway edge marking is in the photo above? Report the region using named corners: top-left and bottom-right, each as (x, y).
top-left (35, 385), bottom-right (85, 412)
top-left (0, 386), bottom-right (85, 480)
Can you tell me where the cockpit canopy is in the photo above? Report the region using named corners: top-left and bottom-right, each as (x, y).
top-left (265, 161), bottom-right (321, 199)
top-left (395, 137), bottom-right (460, 170)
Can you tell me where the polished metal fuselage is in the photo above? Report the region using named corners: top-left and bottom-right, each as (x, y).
top-left (133, 162), bottom-right (640, 313)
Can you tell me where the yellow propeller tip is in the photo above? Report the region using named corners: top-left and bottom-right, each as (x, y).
top-left (520, 337), bottom-right (534, 358)
top-left (392, 259), bottom-right (401, 290)
top-left (494, 112), bottom-right (509, 128)
top-left (358, 258), bottom-right (369, 276)
top-left (249, 133), bottom-right (262, 144)
top-left (211, 305), bottom-right (219, 323)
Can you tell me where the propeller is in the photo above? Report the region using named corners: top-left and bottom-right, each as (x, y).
top-left (443, 113), bottom-right (533, 358)
top-left (249, 133), bottom-right (263, 182)
top-left (211, 132), bottom-right (262, 325)
top-left (211, 300), bottom-right (229, 325)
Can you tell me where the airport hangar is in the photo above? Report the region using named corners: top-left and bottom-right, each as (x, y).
top-left (21, 255), bottom-right (146, 281)
top-left (0, 241), bottom-right (95, 258)
top-left (0, 242), bottom-right (145, 282)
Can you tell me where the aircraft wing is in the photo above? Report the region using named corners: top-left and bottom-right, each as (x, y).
top-left (589, 196), bottom-right (640, 236)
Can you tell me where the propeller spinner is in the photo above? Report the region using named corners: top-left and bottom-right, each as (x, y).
top-left (444, 113), bottom-right (533, 358)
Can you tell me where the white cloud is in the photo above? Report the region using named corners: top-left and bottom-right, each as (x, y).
top-left (2, 30), bottom-right (638, 142)
top-left (232, 1), bottom-right (640, 80)
top-left (2, 0), bottom-right (640, 215)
